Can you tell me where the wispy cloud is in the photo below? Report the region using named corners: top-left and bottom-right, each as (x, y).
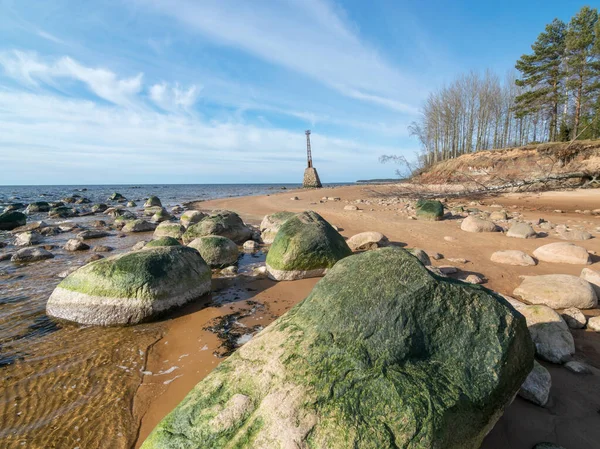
top-left (0, 51), bottom-right (143, 106)
top-left (36, 29), bottom-right (66, 45)
top-left (149, 82), bottom-right (200, 112)
top-left (138, 0), bottom-right (422, 113)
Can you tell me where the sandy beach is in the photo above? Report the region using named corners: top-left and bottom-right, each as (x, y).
top-left (131, 183), bottom-right (600, 448)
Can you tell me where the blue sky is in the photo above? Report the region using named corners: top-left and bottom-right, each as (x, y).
top-left (0, 0), bottom-right (588, 185)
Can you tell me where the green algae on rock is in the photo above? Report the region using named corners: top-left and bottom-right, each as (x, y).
top-left (0, 211), bottom-right (27, 230)
top-left (144, 196), bottom-right (162, 208)
top-left (25, 201), bottom-right (51, 213)
top-left (415, 199), bottom-right (444, 221)
top-left (141, 247), bottom-right (533, 449)
top-left (265, 210), bottom-right (351, 280)
top-left (46, 246), bottom-right (211, 326)
top-left (259, 211), bottom-right (296, 244)
top-left (180, 210), bottom-right (207, 228)
top-left (153, 222), bottom-right (185, 239)
top-left (145, 237), bottom-right (181, 248)
top-left (182, 210), bottom-right (252, 244)
top-left (187, 235), bottom-right (239, 268)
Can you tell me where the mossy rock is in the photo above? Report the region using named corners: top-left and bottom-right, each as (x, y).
top-left (259, 211), bottom-right (296, 244)
top-left (152, 209), bottom-right (172, 223)
top-left (154, 222), bottom-right (185, 239)
top-left (415, 199), bottom-right (444, 221)
top-left (144, 196), bottom-right (162, 208)
top-left (187, 235), bottom-right (239, 268)
top-left (145, 237), bottom-right (181, 248)
top-left (25, 201), bottom-right (50, 213)
top-left (182, 210), bottom-right (251, 244)
top-left (141, 247), bottom-right (533, 449)
top-left (180, 210), bottom-right (207, 228)
top-left (109, 192), bottom-right (125, 201)
top-left (49, 206), bottom-right (75, 218)
top-left (266, 210), bottom-right (351, 280)
top-left (144, 206), bottom-right (164, 216)
top-left (0, 211), bottom-right (27, 230)
top-left (91, 203), bottom-right (108, 213)
top-left (127, 201), bottom-right (137, 207)
top-left (46, 246), bottom-right (211, 325)
top-left (122, 219), bottom-right (156, 233)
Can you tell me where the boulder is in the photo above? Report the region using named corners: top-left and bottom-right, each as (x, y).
top-left (46, 246), bottom-right (211, 326)
top-left (180, 210), bottom-right (207, 228)
top-left (143, 206), bottom-right (164, 216)
top-left (15, 231), bottom-right (42, 246)
top-left (145, 237), bottom-right (181, 248)
top-left (506, 222), bottom-right (537, 239)
top-left (460, 215), bottom-right (498, 233)
top-left (40, 226), bottom-right (60, 236)
top-left (558, 228), bottom-right (592, 241)
top-left (91, 203), bottom-right (108, 213)
top-left (122, 219), bottom-right (157, 233)
top-left (489, 210), bottom-right (508, 221)
top-left (182, 210), bottom-right (251, 244)
top-left (77, 230), bottom-right (110, 240)
top-left (490, 250), bottom-right (536, 266)
top-left (415, 199), bottom-right (444, 221)
top-left (532, 242), bottom-right (591, 265)
top-left (151, 209), bottom-right (172, 223)
top-left (64, 239), bottom-right (90, 251)
top-left (140, 248), bottom-right (533, 449)
top-left (513, 274), bottom-right (597, 309)
top-left (580, 267), bottom-right (600, 296)
top-left (5, 203), bottom-right (25, 211)
top-left (93, 245), bottom-right (114, 253)
top-left (25, 201), bottom-right (50, 213)
top-left (265, 211), bottom-right (352, 280)
top-left (144, 196), bottom-right (162, 208)
top-left (108, 192), bottom-right (125, 201)
top-left (153, 222), bottom-right (184, 240)
top-left (587, 316), bottom-right (600, 332)
top-left (346, 231), bottom-right (389, 251)
top-left (11, 247), bottom-right (54, 263)
top-left (188, 235), bottom-right (239, 268)
top-left (518, 360), bottom-right (551, 407)
top-left (0, 211), bottom-right (27, 230)
top-left (560, 308), bottom-right (587, 329)
top-left (259, 211), bottom-right (296, 244)
top-left (518, 305), bottom-right (575, 364)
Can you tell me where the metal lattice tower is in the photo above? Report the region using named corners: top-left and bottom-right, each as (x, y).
top-left (305, 130), bottom-right (313, 168)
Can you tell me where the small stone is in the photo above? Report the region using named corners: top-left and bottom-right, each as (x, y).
top-left (518, 360), bottom-right (551, 407)
top-left (86, 254), bottom-right (104, 263)
top-left (444, 236), bottom-right (456, 242)
top-left (15, 231), bottom-right (42, 246)
top-left (410, 248), bottom-right (431, 266)
top-left (290, 197), bottom-right (299, 201)
top-left (564, 361), bottom-right (592, 374)
top-left (92, 245), bottom-right (114, 253)
top-left (77, 230), bottom-right (110, 240)
top-left (11, 247), bottom-right (54, 263)
top-left (344, 205), bottom-right (359, 211)
top-left (560, 308), bottom-right (587, 329)
top-left (490, 250), bottom-right (536, 266)
top-left (243, 240), bottom-right (259, 252)
top-left (220, 265), bottom-right (238, 276)
top-left (447, 258), bottom-right (467, 264)
top-left (64, 239), bottom-right (90, 252)
top-left (438, 265), bottom-right (457, 274)
top-left (463, 274), bottom-right (483, 284)
top-left (506, 222), bottom-right (537, 239)
top-left (587, 316), bottom-right (600, 332)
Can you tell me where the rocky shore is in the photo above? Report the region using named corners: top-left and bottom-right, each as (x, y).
top-left (2, 185), bottom-right (600, 448)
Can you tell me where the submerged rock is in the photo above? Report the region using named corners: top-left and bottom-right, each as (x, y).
top-left (180, 210), bottom-right (207, 228)
top-left (266, 211), bottom-right (352, 280)
top-left (182, 210), bottom-right (251, 244)
top-left (46, 246), bottom-right (211, 326)
top-left (11, 247), bottom-right (54, 263)
top-left (513, 274), bottom-right (597, 309)
top-left (346, 231), bottom-right (389, 251)
top-left (415, 199), bottom-right (444, 221)
top-left (0, 211), bottom-right (27, 230)
top-left (141, 248), bottom-right (533, 449)
top-left (108, 192), bottom-right (125, 201)
top-left (188, 235), bottom-right (239, 268)
top-left (259, 211), bottom-right (296, 244)
top-left (153, 222), bottom-right (184, 239)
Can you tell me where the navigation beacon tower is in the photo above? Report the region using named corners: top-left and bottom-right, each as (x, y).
top-left (302, 130), bottom-right (322, 188)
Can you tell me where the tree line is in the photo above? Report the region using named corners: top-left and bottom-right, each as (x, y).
top-left (408, 6), bottom-right (600, 168)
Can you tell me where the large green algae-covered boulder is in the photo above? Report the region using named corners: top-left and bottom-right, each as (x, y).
top-left (144, 195), bottom-right (162, 208)
top-left (46, 246), bottom-right (211, 326)
top-left (259, 211), bottom-right (296, 244)
top-left (266, 210), bottom-right (351, 280)
top-left (415, 199), bottom-right (444, 221)
top-left (182, 210), bottom-right (252, 244)
top-left (142, 248), bottom-right (534, 449)
top-left (188, 235), bottom-right (239, 268)
top-left (0, 211), bottom-right (27, 230)
top-left (145, 237), bottom-right (181, 248)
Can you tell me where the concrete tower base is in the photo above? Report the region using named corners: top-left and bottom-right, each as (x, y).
top-left (303, 167), bottom-right (322, 188)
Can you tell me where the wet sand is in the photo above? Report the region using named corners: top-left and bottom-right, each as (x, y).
top-left (133, 184), bottom-right (600, 449)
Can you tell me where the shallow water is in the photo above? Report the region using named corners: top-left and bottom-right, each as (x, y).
top-left (0, 184), bottom-right (336, 448)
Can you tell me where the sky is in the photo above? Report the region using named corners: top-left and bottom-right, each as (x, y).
top-left (0, 0), bottom-right (589, 185)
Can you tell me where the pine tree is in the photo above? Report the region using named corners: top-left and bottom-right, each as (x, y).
top-left (515, 19), bottom-right (566, 142)
top-left (565, 6), bottom-right (599, 137)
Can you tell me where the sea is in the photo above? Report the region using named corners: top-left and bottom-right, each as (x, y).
top-left (0, 182), bottom-right (351, 449)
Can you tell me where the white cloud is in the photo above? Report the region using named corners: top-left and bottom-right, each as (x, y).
top-left (138, 0), bottom-right (422, 113)
top-left (149, 82), bottom-right (200, 111)
top-left (0, 51), bottom-right (143, 106)
top-left (36, 30), bottom-right (65, 45)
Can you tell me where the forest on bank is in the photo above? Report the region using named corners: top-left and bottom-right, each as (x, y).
top-left (404, 6), bottom-right (600, 169)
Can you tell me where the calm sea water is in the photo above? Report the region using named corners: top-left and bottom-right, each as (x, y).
top-left (0, 183), bottom-right (349, 209)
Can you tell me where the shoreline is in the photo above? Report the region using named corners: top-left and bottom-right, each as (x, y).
top-left (133, 184), bottom-right (600, 448)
